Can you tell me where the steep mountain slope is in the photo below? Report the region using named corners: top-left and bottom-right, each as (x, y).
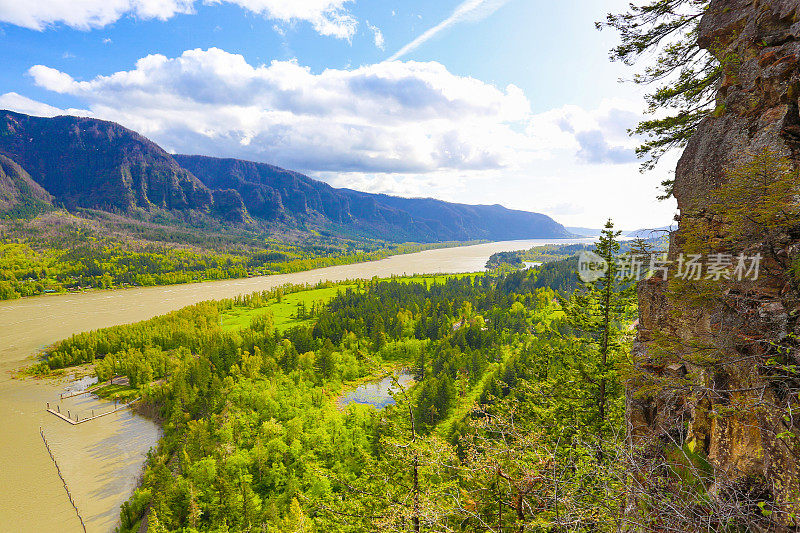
top-left (0, 110), bottom-right (571, 242)
top-left (0, 154), bottom-right (51, 214)
top-left (0, 110), bottom-right (213, 213)
top-left (175, 154), bottom-right (573, 241)
top-left (172, 154), bottom-right (342, 223)
top-left (344, 190), bottom-right (570, 241)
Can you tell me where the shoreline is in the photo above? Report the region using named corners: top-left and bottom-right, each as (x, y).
top-left (0, 236), bottom-right (594, 532)
top-left (0, 237), bottom-right (594, 305)
top-left (0, 239), bottom-right (484, 304)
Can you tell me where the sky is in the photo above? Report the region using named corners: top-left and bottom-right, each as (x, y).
top-left (0, 0), bottom-right (678, 230)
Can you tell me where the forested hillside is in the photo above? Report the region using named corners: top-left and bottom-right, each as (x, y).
top-left (0, 226), bottom-right (461, 300)
top-left (34, 226), bottom-right (642, 531)
top-left (0, 111), bottom-right (213, 213)
top-left (0, 111), bottom-right (571, 243)
top-left (0, 154), bottom-right (51, 216)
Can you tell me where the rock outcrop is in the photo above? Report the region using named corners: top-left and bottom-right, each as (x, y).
top-left (629, 1), bottom-right (800, 529)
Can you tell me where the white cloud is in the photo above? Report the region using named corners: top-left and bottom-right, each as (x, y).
top-left (22, 48), bottom-right (531, 174)
top-left (28, 65), bottom-right (79, 93)
top-left (0, 0), bottom-right (357, 39)
top-left (524, 99), bottom-right (643, 164)
top-left (0, 92), bottom-right (88, 117)
top-left (214, 0), bottom-right (357, 40)
top-left (389, 0), bottom-right (511, 60)
top-left (575, 130), bottom-right (637, 164)
top-left (366, 20), bottom-right (385, 50)
top-left (2, 49), bottom-right (676, 228)
top-left (0, 0), bottom-right (195, 30)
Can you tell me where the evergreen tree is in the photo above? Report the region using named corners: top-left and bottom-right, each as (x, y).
top-left (599, 0), bottom-right (716, 187)
top-left (561, 220), bottom-right (634, 446)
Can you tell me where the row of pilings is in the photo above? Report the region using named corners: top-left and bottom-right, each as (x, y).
top-left (40, 427), bottom-right (87, 533)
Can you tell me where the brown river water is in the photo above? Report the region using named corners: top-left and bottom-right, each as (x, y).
top-left (0, 238), bottom-right (592, 532)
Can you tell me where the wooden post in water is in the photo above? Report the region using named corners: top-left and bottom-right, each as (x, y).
top-left (40, 427), bottom-right (87, 533)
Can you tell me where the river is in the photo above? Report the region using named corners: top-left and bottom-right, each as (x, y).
top-left (0, 238), bottom-right (593, 532)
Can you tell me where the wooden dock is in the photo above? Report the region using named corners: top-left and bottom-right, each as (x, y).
top-left (46, 399), bottom-right (139, 425)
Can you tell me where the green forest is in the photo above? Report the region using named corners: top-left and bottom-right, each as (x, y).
top-left (0, 221), bottom-right (469, 300)
top-left (33, 225), bottom-right (648, 532)
top-left (6, 0), bottom-right (800, 529)
top-left (7, 0), bottom-right (800, 530)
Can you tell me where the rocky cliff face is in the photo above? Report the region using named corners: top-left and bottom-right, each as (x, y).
top-left (0, 111), bottom-right (213, 212)
top-left (630, 0), bottom-right (800, 528)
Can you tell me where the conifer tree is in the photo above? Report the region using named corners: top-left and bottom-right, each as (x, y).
top-left (561, 220), bottom-right (634, 446)
top-left (600, 0), bottom-right (715, 192)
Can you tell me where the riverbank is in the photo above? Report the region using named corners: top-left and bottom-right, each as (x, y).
top-left (1, 239), bottom-right (595, 376)
top-left (0, 237), bottom-right (593, 532)
top-left (0, 374), bottom-right (162, 533)
top-left (0, 239), bottom-right (481, 302)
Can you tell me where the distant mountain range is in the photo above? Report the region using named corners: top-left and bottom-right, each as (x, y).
top-left (566, 226), bottom-right (673, 239)
top-left (0, 110), bottom-right (571, 242)
top-left (565, 227), bottom-right (607, 237)
top-left (625, 226), bottom-right (674, 239)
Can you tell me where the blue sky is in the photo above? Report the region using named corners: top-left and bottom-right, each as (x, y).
top-left (0, 0), bottom-right (677, 229)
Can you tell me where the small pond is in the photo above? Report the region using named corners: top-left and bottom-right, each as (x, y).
top-left (338, 372), bottom-right (415, 409)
